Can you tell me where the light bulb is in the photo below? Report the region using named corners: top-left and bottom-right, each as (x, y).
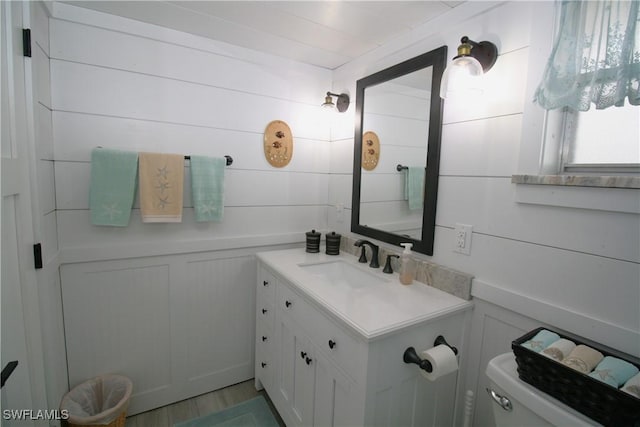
top-left (440, 55), bottom-right (484, 99)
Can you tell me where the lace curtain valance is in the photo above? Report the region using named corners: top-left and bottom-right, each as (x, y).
top-left (534, 0), bottom-right (640, 111)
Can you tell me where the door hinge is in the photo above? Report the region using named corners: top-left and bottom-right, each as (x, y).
top-left (1, 361), bottom-right (19, 388)
top-left (33, 243), bottom-right (42, 269)
top-left (22, 28), bottom-right (31, 57)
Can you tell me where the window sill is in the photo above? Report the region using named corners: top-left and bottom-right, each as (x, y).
top-left (512, 175), bottom-right (640, 214)
top-left (511, 174), bottom-right (640, 189)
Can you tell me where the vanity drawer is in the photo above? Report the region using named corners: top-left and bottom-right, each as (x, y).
top-left (278, 281), bottom-right (366, 382)
top-left (257, 266), bottom-right (277, 307)
top-left (305, 304), bottom-right (367, 383)
top-left (256, 302), bottom-right (274, 328)
top-left (255, 322), bottom-right (274, 392)
top-left (277, 280), bottom-right (309, 320)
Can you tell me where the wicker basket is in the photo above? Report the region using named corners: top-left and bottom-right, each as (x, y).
top-left (512, 327), bottom-right (640, 426)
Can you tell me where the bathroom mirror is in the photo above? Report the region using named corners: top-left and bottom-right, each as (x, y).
top-left (351, 46), bottom-right (447, 256)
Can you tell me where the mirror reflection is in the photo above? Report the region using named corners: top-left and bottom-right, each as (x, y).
top-left (360, 67), bottom-right (433, 239)
top-left (351, 46), bottom-right (447, 256)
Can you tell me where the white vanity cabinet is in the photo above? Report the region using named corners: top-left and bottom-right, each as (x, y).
top-left (255, 265), bottom-right (277, 393)
top-left (255, 250), bottom-right (473, 427)
top-left (272, 276), bottom-right (364, 427)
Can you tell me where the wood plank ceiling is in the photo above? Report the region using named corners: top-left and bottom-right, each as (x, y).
top-left (62, 1), bottom-right (463, 69)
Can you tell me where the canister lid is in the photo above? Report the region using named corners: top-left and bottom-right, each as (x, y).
top-left (306, 229), bottom-right (321, 237)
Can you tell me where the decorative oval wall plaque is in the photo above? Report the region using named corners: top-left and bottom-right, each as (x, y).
top-left (264, 120), bottom-right (293, 168)
top-left (361, 131), bottom-right (380, 171)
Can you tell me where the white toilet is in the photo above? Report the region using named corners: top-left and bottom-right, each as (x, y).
top-left (485, 352), bottom-right (601, 426)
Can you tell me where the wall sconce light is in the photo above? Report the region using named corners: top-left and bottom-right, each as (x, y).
top-left (440, 36), bottom-right (498, 99)
top-left (322, 92), bottom-right (350, 112)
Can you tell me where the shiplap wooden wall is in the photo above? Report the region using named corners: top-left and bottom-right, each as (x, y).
top-left (49, 3), bottom-right (334, 414)
top-left (50, 4), bottom-right (333, 258)
top-left (331, 2), bottom-right (639, 425)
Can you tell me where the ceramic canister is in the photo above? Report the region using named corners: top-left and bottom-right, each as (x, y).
top-left (306, 229), bottom-right (321, 253)
top-left (325, 231), bottom-right (341, 255)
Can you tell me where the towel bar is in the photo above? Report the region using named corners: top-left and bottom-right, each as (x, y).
top-left (95, 147), bottom-right (233, 166)
top-left (184, 155), bottom-right (233, 166)
top-left (397, 164), bottom-right (408, 171)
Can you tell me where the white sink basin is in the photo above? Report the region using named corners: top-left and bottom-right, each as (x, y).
top-left (298, 260), bottom-right (389, 289)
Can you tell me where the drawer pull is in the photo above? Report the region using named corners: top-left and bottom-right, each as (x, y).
top-left (261, 362), bottom-right (267, 368)
top-left (263, 280), bottom-right (269, 287)
top-left (262, 336), bottom-right (268, 342)
top-left (328, 340), bottom-right (336, 349)
top-left (300, 351), bottom-right (307, 359)
top-left (262, 309), bottom-right (268, 314)
top-left (285, 300), bottom-right (292, 308)
top-left (305, 357), bottom-right (312, 365)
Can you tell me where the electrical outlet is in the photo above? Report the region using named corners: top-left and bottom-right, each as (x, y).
top-left (453, 223), bottom-right (472, 255)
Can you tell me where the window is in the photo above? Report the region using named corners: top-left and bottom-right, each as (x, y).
top-left (559, 102), bottom-right (640, 174)
top-left (534, 0), bottom-right (640, 177)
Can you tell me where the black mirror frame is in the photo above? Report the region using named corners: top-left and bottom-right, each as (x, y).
top-left (351, 46), bottom-right (447, 256)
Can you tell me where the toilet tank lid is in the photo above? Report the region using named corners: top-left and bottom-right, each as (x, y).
top-left (486, 352), bottom-right (601, 426)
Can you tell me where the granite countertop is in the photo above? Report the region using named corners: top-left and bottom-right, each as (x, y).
top-left (257, 248), bottom-right (473, 341)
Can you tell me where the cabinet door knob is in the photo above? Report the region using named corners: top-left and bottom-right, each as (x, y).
top-left (300, 351), bottom-right (307, 359)
top-left (263, 280), bottom-right (269, 287)
top-left (262, 308), bottom-right (268, 314)
top-left (261, 362), bottom-right (267, 368)
top-left (305, 357), bottom-right (312, 365)
top-left (285, 300), bottom-right (292, 308)
top-left (328, 340), bottom-right (336, 349)
top-left (262, 336), bottom-right (268, 342)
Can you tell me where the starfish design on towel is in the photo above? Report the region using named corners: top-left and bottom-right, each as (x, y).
top-left (563, 357), bottom-right (588, 373)
top-left (529, 340), bottom-right (544, 351)
top-left (157, 195), bottom-right (171, 210)
top-left (542, 348), bottom-right (564, 361)
top-left (198, 202), bottom-right (218, 215)
top-left (156, 165), bottom-right (170, 179)
top-left (155, 181), bottom-right (171, 193)
top-left (102, 203), bottom-right (122, 220)
top-left (594, 369), bottom-right (615, 383)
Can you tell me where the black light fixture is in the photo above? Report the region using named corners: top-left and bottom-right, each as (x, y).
top-left (440, 36), bottom-right (498, 99)
top-left (322, 92), bottom-right (350, 112)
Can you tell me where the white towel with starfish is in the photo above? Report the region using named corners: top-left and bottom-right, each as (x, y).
top-left (139, 152), bottom-right (184, 223)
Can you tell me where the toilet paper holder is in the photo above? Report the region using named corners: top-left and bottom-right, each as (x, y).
top-left (403, 335), bottom-right (458, 373)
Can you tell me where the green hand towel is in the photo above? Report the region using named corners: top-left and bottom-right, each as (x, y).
top-left (404, 166), bottom-right (425, 210)
top-left (89, 148), bottom-right (138, 226)
top-left (190, 155), bottom-right (225, 222)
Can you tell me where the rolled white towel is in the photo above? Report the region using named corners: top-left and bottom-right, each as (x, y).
top-left (622, 372), bottom-right (640, 398)
top-left (541, 338), bottom-right (576, 361)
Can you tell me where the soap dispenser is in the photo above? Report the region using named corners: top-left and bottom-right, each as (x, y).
top-left (399, 243), bottom-right (416, 285)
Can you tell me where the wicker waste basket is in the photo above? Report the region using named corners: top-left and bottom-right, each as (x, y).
top-left (60, 374), bottom-right (133, 427)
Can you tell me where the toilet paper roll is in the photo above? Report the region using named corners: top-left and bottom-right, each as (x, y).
top-left (419, 344), bottom-right (458, 381)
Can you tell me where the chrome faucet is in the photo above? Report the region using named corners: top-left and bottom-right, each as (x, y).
top-left (354, 240), bottom-right (380, 268)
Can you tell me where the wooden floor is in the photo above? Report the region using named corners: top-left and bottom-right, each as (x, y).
top-left (124, 380), bottom-right (285, 427)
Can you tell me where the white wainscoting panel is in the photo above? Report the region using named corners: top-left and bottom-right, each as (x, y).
top-left (181, 254), bottom-right (256, 395)
top-left (60, 248), bottom-right (267, 415)
top-left (62, 259), bottom-right (174, 414)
